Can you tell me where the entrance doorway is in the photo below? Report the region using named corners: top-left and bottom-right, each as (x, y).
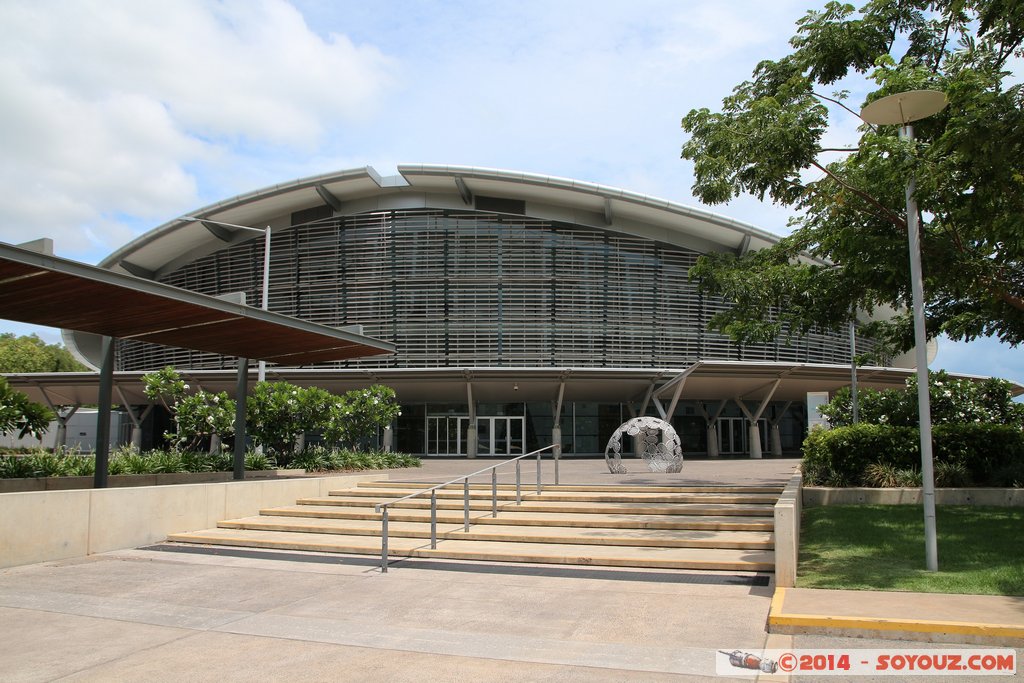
top-left (426, 416), bottom-right (525, 456)
top-left (718, 417), bottom-right (768, 455)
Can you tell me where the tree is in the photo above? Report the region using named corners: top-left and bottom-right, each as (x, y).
top-left (0, 377), bottom-right (54, 439)
top-left (0, 333), bottom-right (89, 372)
top-left (321, 385), bottom-right (401, 450)
top-left (142, 367), bottom-right (235, 451)
top-left (681, 0), bottom-right (1024, 357)
top-left (245, 381), bottom-right (310, 457)
top-left (819, 370), bottom-right (1024, 427)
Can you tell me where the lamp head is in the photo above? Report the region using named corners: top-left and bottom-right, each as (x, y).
top-left (860, 90), bottom-right (947, 126)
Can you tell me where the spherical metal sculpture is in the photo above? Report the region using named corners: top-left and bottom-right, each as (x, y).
top-left (604, 417), bottom-right (684, 474)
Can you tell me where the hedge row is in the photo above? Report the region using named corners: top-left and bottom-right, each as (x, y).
top-left (0, 447), bottom-right (420, 479)
top-left (803, 422), bottom-right (1024, 488)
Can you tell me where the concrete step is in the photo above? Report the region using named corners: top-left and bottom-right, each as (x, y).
top-left (362, 481), bottom-right (786, 495)
top-left (216, 515), bottom-right (773, 549)
top-left (297, 495), bottom-right (775, 517)
top-left (166, 527), bottom-right (775, 572)
top-left (337, 486), bottom-right (780, 505)
top-left (261, 504), bottom-right (775, 531)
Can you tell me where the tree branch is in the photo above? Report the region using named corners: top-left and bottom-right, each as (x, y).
top-left (809, 160), bottom-right (908, 230)
top-left (812, 91), bottom-right (877, 129)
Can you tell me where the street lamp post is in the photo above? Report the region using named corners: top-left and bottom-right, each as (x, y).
top-left (860, 90), bottom-right (947, 572)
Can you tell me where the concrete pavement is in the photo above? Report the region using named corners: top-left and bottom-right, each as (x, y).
top-left (0, 545), bottom-right (782, 681)
top-left (2, 456), bottom-right (1022, 680)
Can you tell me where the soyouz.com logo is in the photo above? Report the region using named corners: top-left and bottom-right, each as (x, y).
top-left (715, 648), bottom-right (1017, 676)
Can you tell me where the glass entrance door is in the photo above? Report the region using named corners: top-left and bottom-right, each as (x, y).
top-left (477, 417), bottom-right (525, 456)
top-left (718, 417), bottom-right (768, 455)
top-left (426, 416), bottom-right (524, 456)
top-left (427, 416), bottom-right (468, 455)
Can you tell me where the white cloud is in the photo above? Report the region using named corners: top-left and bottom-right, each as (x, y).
top-left (0, 0), bottom-right (395, 259)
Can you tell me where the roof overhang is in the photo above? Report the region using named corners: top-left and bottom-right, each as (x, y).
top-left (0, 242), bottom-right (395, 365)
top-left (9, 362), bottom-right (1011, 409)
top-left (99, 164), bottom-right (786, 281)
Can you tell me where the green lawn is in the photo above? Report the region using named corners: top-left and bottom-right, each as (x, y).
top-left (798, 505), bottom-right (1024, 596)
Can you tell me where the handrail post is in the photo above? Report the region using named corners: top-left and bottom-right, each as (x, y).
top-left (464, 477), bottom-right (470, 532)
top-left (555, 451), bottom-right (560, 486)
top-left (492, 467), bottom-right (498, 518)
top-left (515, 460), bottom-right (521, 504)
top-left (430, 490), bottom-right (437, 549)
top-left (536, 451), bottom-right (542, 495)
top-left (380, 506), bottom-right (389, 573)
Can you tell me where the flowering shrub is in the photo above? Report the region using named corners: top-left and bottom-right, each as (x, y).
top-left (142, 367), bottom-right (235, 450)
top-left (819, 371), bottom-right (1024, 428)
top-left (321, 385), bottom-right (401, 450)
top-left (805, 371), bottom-right (1024, 487)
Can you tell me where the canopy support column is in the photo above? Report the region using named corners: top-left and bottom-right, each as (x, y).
top-left (93, 336), bottom-right (114, 488)
top-left (769, 401), bottom-right (792, 457)
top-left (699, 400), bottom-right (727, 458)
top-left (115, 385), bottom-right (154, 449)
top-left (735, 379), bottom-right (782, 459)
top-left (38, 388), bottom-right (77, 451)
top-left (233, 359), bottom-right (248, 480)
top-left (552, 381), bottom-right (565, 464)
top-left (466, 382), bottom-right (477, 459)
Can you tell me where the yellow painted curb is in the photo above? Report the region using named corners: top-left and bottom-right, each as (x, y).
top-left (768, 587), bottom-right (1024, 640)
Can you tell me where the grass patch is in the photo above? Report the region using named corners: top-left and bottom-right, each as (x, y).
top-left (799, 505), bottom-right (1024, 596)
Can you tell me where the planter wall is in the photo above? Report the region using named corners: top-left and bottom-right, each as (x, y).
top-left (0, 469), bottom-right (309, 494)
top-left (803, 487), bottom-right (1024, 507)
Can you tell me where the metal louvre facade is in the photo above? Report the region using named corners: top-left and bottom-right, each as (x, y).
top-left (116, 208), bottom-right (868, 371)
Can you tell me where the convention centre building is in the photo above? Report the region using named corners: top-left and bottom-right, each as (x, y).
top-left (61, 165), bottom-right (922, 459)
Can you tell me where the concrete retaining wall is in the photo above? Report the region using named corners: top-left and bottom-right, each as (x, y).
top-left (803, 487), bottom-right (1024, 507)
top-left (0, 472), bottom-right (386, 569)
top-left (773, 471), bottom-right (803, 588)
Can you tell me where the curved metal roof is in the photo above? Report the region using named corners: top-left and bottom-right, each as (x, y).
top-left (101, 164), bottom-right (786, 279)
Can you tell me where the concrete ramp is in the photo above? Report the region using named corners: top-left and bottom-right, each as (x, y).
top-left (168, 482), bottom-right (781, 573)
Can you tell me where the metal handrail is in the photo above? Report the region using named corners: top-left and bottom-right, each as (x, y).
top-left (374, 444), bottom-right (558, 572)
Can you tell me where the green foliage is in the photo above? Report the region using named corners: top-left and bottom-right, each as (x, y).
top-left (321, 385), bottom-right (401, 451)
top-left (803, 422), bottom-right (919, 485)
top-left (0, 333), bottom-right (88, 373)
top-left (246, 381), bottom-right (401, 456)
top-left (0, 445), bottom-right (419, 479)
top-left (820, 370), bottom-right (1024, 427)
top-left (245, 381), bottom-right (308, 458)
top-left (287, 445), bottom-right (333, 472)
top-left (0, 448), bottom-right (94, 478)
top-left (142, 367), bottom-right (235, 450)
top-left (243, 450), bottom-right (275, 471)
top-left (682, 0), bottom-right (1024, 354)
top-left (0, 377), bottom-right (54, 439)
top-left (142, 366), bottom-right (188, 408)
top-left (171, 391), bottom-right (235, 450)
top-left (803, 421), bottom-right (1024, 487)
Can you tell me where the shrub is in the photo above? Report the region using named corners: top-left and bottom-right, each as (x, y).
top-left (819, 371), bottom-right (1024, 428)
top-left (804, 422), bottom-right (1024, 488)
top-left (244, 450), bottom-right (276, 471)
top-left (0, 454), bottom-right (37, 478)
top-left (146, 449), bottom-right (186, 474)
top-left (803, 423), bottom-right (918, 486)
top-left (288, 446), bottom-right (332, 472)
top-left (934, 460), bottom-right (972, 488)
top-left (179, 450), bottom-right (213, 473)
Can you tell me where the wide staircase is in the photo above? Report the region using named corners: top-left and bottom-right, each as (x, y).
top-left (168, 480), bottom-right (781, 573)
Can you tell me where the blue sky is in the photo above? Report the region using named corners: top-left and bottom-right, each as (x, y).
top-left (0, 0), bottom-right (1018, 382)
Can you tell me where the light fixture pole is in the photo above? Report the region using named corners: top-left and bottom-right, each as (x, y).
top-left (861, 89), bottom-right (947, 572)
top-left (182, 216), bottom-right (272, 381)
